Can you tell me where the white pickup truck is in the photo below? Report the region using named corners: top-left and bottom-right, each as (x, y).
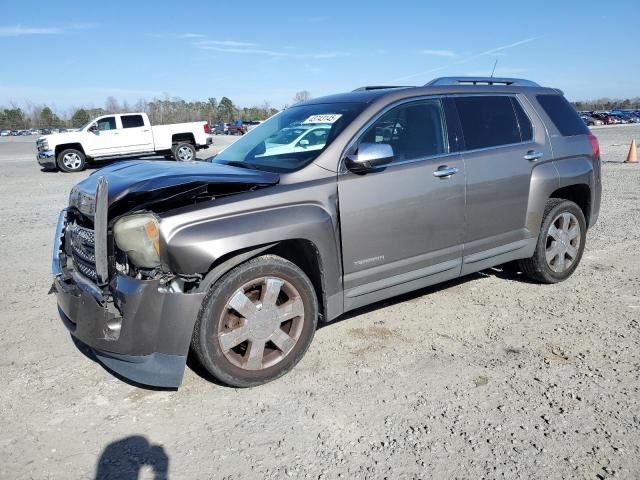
top-left (36, 112), bottom-right (213, 172)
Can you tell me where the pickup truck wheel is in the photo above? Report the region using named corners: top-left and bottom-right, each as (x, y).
top-left (173, 143), bottom-right (196, 162)
top-left (192, 255), bottom-right (318, 387)
top-left (56, 149), bottom-right (86, 172)
top-left (518, 199), bottom-right (586, 283)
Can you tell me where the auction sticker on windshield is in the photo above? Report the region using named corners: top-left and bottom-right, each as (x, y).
top-left (303, 114), bottom-right (342, 124)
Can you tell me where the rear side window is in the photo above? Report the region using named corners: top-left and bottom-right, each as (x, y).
top-left (536, 94), bottom-right (588, 136)
top-left (454, 96), bottom-right (521, 150)
top-left (511, 98), bottom-right (533, 141)
top-left (121, 115), bottom-right (145, 129)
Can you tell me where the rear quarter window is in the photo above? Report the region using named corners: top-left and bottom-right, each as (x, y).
top-left (536, 94), bottom-right (589, 136)
top-left (511, 98), bottom-right (533, 141)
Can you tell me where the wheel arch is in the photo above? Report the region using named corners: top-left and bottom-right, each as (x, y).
top-left (549, 183), bottom-right (591, 227)
top-left (163, 204), bottom-right (342, 321)
top-left (55, 143), bottom-right (85, 157)
top-left (171, 132), bottom-right (196, 145)
top-left (195, 239), bottom-right (328, 322)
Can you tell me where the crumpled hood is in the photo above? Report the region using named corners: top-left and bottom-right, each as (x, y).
top-left (70, 160), bottom-right (279, 217)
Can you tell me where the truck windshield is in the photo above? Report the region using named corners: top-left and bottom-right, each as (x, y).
top-left (212, 103), bottom-right (366, 172)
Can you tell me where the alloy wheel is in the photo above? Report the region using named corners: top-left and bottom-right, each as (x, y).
top-left (217, 277), bottom-right (305, 371)
top-left (545, 212), bottom-right (581, 273)
top-left (176, 145), bottom-right (194, 161)
top-left (62, 152), bottom-right (82, 170)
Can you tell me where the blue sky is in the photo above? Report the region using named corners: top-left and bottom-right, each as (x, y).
top-left (1, 0), bottom-right (638, 112)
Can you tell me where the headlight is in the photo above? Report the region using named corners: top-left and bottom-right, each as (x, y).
top-left (113, 214), bottom-right (161, 268)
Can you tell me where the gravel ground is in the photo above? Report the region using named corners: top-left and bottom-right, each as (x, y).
top-left (0, 127), bottom-right (638, 479)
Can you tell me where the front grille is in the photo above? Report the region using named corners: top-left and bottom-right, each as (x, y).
top-left (68, 223), bottom-right (98, 281)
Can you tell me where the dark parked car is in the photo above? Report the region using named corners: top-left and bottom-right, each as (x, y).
top-left (51, 76), bottom-right (601, 388)
top-left (597, 114), bottom-right (619, 125)
top-left (210, 122), bottom-right (226, 135)
top-left (580, 114), bottom-right (602, 126)
top-left (226, 120), bottom-right (247, 135)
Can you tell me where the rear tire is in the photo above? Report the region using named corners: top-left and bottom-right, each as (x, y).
top-left (56, 149), bottom-right (86, 172)
top-left (172, 142), bottom-right (196, 162)
top-left (192, 255), bottom-right (318, 387)
top-left (518, 199), bottom-right (587, 283)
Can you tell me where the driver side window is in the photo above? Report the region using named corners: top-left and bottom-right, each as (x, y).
top-left (359, 99), bottom-right (448, 163)
top-left (97, 117), bottom-right (116, 131)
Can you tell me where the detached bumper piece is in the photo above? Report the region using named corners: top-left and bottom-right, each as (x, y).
top-left (52, 208), bottom-right (205, 388)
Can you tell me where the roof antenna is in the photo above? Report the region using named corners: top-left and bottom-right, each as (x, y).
top-left (490, 58), bottom-right (499, 78)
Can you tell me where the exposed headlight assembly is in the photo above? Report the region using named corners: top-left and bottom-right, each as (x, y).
top-left (113, 213), bottom-right (161, 268)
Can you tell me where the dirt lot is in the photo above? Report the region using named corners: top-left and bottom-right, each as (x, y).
top-left (0, 126), bottom-right (638, 479)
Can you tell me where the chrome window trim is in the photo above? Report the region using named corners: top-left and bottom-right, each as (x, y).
top-left (339, 95), bottom-right (451, 174)
top-left (451, 138), bottom-right (537, 156)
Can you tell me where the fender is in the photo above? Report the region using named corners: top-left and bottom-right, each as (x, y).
top-left (160, 199), bottom-right (343, 319)
top-left (553, 156), bottom-right (599, 226)
top-left (525, 161), bottom-right (560, 235)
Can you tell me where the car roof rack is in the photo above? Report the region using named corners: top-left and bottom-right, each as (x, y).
top-left (352, 85), bottom-right (413, 92)
top-left (425, 77), bottom-right (540, 87)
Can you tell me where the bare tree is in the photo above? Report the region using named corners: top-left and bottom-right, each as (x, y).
top-left (104, 96), bottom-right (120, 113)
top-left (292, 90), bottom-right (312, 105)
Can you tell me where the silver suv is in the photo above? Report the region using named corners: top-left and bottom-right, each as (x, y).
top-left (51, 77), bottom-right (601, 388)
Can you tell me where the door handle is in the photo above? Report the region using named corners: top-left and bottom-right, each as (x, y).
top-left (524, 150), bottom-right (543, 161)
top-left (433, 166), bottom-right (459, 178)
top-left (141, 129), bottom-right (150, 132)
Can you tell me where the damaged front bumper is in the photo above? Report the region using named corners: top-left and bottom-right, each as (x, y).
top-left (52, 209), bottom-right (205, 388)
top-left (37, 150), bottom-right (56, 167)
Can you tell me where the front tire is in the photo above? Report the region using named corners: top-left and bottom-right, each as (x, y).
top-left (192, 255), bottom-right (318, 387)
top-left (518, 199), bottom-right (587, 283)
top-left (56, 148), bottom-right (86, 172)
top-left (172, 143), bottom-right (196, 162)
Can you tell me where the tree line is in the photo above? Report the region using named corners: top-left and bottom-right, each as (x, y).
top-left (10, 90), bottom-right (633, 129)
top-left (0, 95), bottom-right (287, 130)
top-left (571, 97), bottom-right (640, 111)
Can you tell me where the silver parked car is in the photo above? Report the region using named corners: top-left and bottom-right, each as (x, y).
top-left (51, 77), bottom-right (602, 388)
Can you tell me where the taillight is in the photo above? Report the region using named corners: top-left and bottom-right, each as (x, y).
top-left (204, 123), bottom-right (210, 134)
top-left (587, 133), bottom-right (600, 157)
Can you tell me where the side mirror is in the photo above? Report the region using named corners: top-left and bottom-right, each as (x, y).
top-left (298, 139), bottom-right (310, 148)
top-left (88, 123), bottom-right (98, 132)
top-left (345, 143), bottom-right (394, 173)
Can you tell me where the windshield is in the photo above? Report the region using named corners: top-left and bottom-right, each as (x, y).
top-left (76, 119), bottom-right (93, 131)
top-left (211, 102), bottom-right (366, 172)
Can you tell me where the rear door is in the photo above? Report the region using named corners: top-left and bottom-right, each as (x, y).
top-left (118, 114), bottom-right (154, 153)
top-left (453, 94), bottom-right (552, 273)
top-left (338, 98), bottom-right (466, 310)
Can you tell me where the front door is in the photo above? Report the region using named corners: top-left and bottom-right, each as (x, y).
top-left (83, 116), bottom-right (128, 157)
top-left (338, 98), bottom-right (466, 310)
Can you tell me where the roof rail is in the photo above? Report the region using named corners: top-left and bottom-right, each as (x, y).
top-left (426, 77), bottom-right (540, 87)
top-left (352, 85), bottom-right (413, 92)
